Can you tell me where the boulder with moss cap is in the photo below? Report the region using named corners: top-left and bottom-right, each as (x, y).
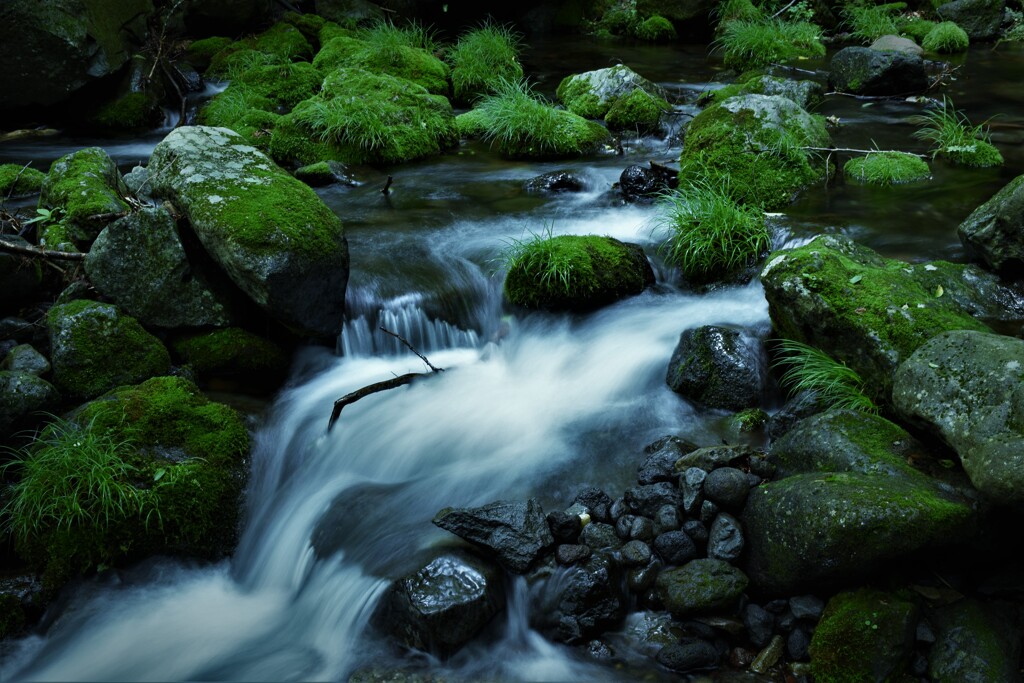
top-left (557, 65), bottom-right (669, 121)
top-left (148, 126), bottom-right (349, 338)
top-left (39, 147), bottom-right (131, 247)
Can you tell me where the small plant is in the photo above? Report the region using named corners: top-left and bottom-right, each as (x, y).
top-left (715, 18), bottom-right (825, 70)
top-left (910, 97), bottom-right (1003, 167)
top-left (357, 18), bottom-right (439, 54)
top-left (842, 3), bottom-right (901, 43)
top-left (921, 21), bottom-right (969, 52)
top-left (502, 226), bottom-right (578, 299)
top-left (843, 151), bottom-right (931, 185)
top-left (714, 0), bottom-right (764, 24)
top-left (446, 22), bottom-right (524, 103)
top-left (653, 180), bottom-right (772, 283)
top-left (773, 339), bottom-right (878, 412)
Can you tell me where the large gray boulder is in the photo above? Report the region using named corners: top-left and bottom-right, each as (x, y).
top-left (828, 47), bottom-right (928, 96)
top-left (893, 330), bottom-right (1024, 504)
top-left (148, 126), bottom-right (349, 338)
top-left (936, 0), bottom-right (1005, 40)
top-left (86, 207), bottom-right (234, 328)
top-left (958, 173), bottom-right (1024, 274)
top-left (665, 325), bottom-right (762, 411)
top-left (0, 0), bottom-right (153, 112)
top-left (372, 550), bottom-right (504, 656)
top-left (433, 499), bottom-right (553, 573)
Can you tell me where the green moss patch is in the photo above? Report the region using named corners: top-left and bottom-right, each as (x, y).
top-left (844, 151), bottom-right (931, 185)
top-left (253, 22), bottom-right (313, 62)
top-left (605, 88), bottom-right (671, 132)
top-left (185, 36), bottom-right (234, 72)
top-left (633, 15), bottom-right (676, 41)
top-left (39, 147), bottom-right (130, 245)
top-left (0, 164), bottom-right (45, 197)
top-left (91, 92), bottom-right (161, 130)
top-left (171, 327), bottom-right (289, 377)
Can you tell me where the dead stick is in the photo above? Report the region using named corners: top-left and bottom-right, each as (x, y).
top-left (802, 146), bottom-right (929, 159)
top-left (0, 240), bottom-right (86, 260)
top-left (381, 175), bottom-right (393, 195)
top-left (328, 373), bottom-right (424, 431)
top-left (379, 326), bottom-right (444, 373)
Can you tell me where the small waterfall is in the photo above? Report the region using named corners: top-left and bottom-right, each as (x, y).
top-left (338, 295), bottom-right (482, 358)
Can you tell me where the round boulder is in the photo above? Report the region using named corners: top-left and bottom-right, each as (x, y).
top-left (828, 47), bottom-right (928, 96)
top-left (665, 325), bottom-right (762, 411)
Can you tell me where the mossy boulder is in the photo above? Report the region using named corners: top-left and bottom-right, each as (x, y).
top-left (170, 327), bottom-right (289, 381)
top-left (234, 61), bottom-right (323, 109)
top-left (759, 234), bottom-right (1023, 400)
top-left (39, 147), bottom-right (130, 247)
top-left (458, 103), bottom-right (609, 160)
top-left (634, 15), bottom-right (677, 41)
top-left (90, 91), bottom-right (162, 130)
top-left (503, 235), bottom-right (655, 311)
top-left (665, 325), bottom-right (763, 411)
top-left (928, 599), bottom-right (1022, 682)
top-left (809, 588), bottom-right (919, 683)
top-left (741, 472), bottom-right (975, 592)
top-left (557, 65), bottom-right (669, 121)
top-left (148, 126), bottom-right (349, 338)
top-left (958, 172), bottom-right (1024, 273)
top-left (678, 94), bottom-right (831, 210)
top-left (252, 22), bottom-right (314, 62)
top-left (605, 88), bottom-right (672, 133)
top-left (700, 74), bottom-right (824, 110)
top-left (0, 164), bottom-right (45, 197)
top-left (844, 151), bottom-right (931, 185)
top-left (85, 207), bottom-right (234, 328)
top-left (0, 371), bottom-right (60, 439)
top-left (185, 36), bottom-right (233, 72)
top-left (893, 330), bottom-right (1024, 504)
top-left (19, 376), bottom-right (249, 593)
top-left (655, 559), bottom-right (748, 617)
top-left (828, 47), bottom-right (928, 96)
top-left (46, 300), bottom-right (170, 400)
top-left (1, 344), bottom-right (50, 376)
top-left (312, 35), bottom-right (450, 96)
top-left (935, 0), bottom-right (1004, 40)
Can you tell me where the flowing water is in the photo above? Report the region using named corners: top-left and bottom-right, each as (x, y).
top-left (2, 36), bottom-right (1024, 682)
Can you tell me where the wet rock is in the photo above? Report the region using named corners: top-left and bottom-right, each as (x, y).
top-left (524, 171), bottom-right (587, 193)
top-left (870, 34), bottom-right (924, 56)
top-left (556, 544), bottom-right (592, 566)
top-left (557, 65), bottom-right (668, 120)
top-left (958, 172), bottom-right (1024, 274)
top-left (653, 505), bottom-right (681, 535)
top-left (936, 0), bottom-right (1005, 39)
top-left (373, 549), bottom-right (503, 656)
top-left (699, 500), bottom-right (718, 525)
top-left (787, 627), bottom-right (811, 660)
top-left (828, 47), bottom-right (928, 96)
top-left (620, 540), bottom-right (653, 567)
top-left (1, 344), bottom-right (49, 376)
top-left (789, 595), bottom-right (825, 621)
top-left (743, 603), bottom-right (774, 648)
top-left (680, 467), bottom-right (706, 515)
top-left (656, 639), bottom-right (719, 673)
top-left (581, 522), bottom-right (622, 551)
top-left (608, 497), bottom-right (629, 522)
top-left (294, 160), bottom-right (361, 188)
top-left (676, 444), bottom-right (756, 472)
top-left (653, 530), bottom-right (698, 565)
top-left (701, 74), bottom-right (824, 110)
top-left (682, 520), bottom-right (708, 545)
top-left (638, 445), bottom-right (681, 485)
top-left (433, 498), bottom-right (553, 573)
top-left (666, 325), bottom-right (763, 411)
top-left (751, 634), bottom-right (786, 674)
top-left (767, 390), bottom-right (826, 440)
top-left (619, 164), bottom-right (673, 201)
top-left (625, 483), bottom-right (682, 518)
top-left (573, 487), bottom-right (613, 523)
top-left (627, 558), bottom-right (661, 593)
top-left (548, 510), bottom-right (583, 543)
top-left (0, 318), bottom-right (33, 344)
top-left (40, 147), bottom-right (130, 247)
top-left (928, 599), bottom-right (1021, 682)
top-left (707, 513), bottom-right (744, 562)
top-left (623, 611), bottom-right (683, 654)
top-left (656, 559), bottom-right (748, 617)
top-left (615, 514), bottom-right (636, 540)
top-left (532, 552), bottom-right (627, 643)
top-left (0, 371), bottom-right (59, 437)
top-left (630, 516), bottom-right (655, 542)
top-left (703, 467), bottom-right (749, 510)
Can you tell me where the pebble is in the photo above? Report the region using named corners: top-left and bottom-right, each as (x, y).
top-left (620, 540), bottom-right (653, 567)
top-left (682, 520), bottom-right (708, 545)
top-left (787, 627), bottom-right (811, 660)
top-left (609, 497), bottom-right (629, 522)
top-left (700, 499), bottom-right (719, 525)
top-left (653, 505), bottom-right (681, 535)
top-left (556, 544), bottom-right (592, 566)
top-left (789, 594), bottom-right (825, 621)
top-left (615, 514), bottom-right (636, 540)
top-left (581, 522), bottom-right (622, 551)
top-left (750, 635), bottom-right (784, 674)
top-left (743, 603), bottom-right (774, 649)
top-left (653, 530), bottom-right (698, 565)
top-left (627, 560), bottom-right (661, 593)
top-left (637, 446), bottom-right (681, 485)
top-left (629, 516), bottom-right (655, 542)
top-left (574, 487), bottom-right (613, 523)
top-left (547, 510), bottom-right (582, 543)
top-left (703, 467), bottom-right (750, 509)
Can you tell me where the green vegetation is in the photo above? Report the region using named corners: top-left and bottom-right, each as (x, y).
top-left (715, 18), bottom-right (825, 70)
top-left (357, 18), bottom-right (438, 53)
top-left (634, 15), bottom-right (676, 41)
top-left (605, 88), bottom-right (671, 132)
top-left (91, 92), bottom-right (159, 130)
top-left (39, 147), bottom-right (129, 245)
top-left (171, 328), bottom-right (288, 376)
top-left (0, 164), bottom-right (45, 197)
top-left (922, 21), bottom-right (970, 52)
top-left (897, 17), bottom-right (937, 42)
top-left (446, 22), bottom-right (524, 103)
top-left (843, 151), bottom-right (931, 185)
top-left (773, 339), bottom-right (878, 412)
top-left (714, 0), bottom-right (764, 24)
top-left (842, 3), bottom-right (902, 43)
top-left (462, 78), bottom-right (609, 159)
top-left (186, 36), bottom-right (233, 71)
top-left (910, 98), bottom-right (1003, 167)
top-left (653, 181), bottom-right (771, 283)
top-left (339, 19), bottom-right (449, 95)
top-left (252, 22), bottom-right (314, 62)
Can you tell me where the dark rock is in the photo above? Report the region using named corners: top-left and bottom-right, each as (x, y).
top-left (0, 318), bottom-right (33, 344)
top-left (434, 499), bottom-right (553, 574)
top-left (776, 608), bottom-right (796, 632)
top-left (620, 540), bottom-right (653, 567)
top-left (548, 510), bottom-right (583, 543)
top-left (765, 599), bottom-right (788, 614)
top-left (666, 325), bottom-right (763, 411)
top-left (373, 549), bottom-right (504, 656)
top-left (676, 444), bottom-right (756, 472)
top-left (294, 161), bottom-right (361, 188)
top-left (627, 559), bottom-right (662, 593)
top-left (656, 639), bottom-right (719, 673)
top-left (789, 595), bottom-right (825, 621)
top-left (556, 544), bottom-right (592, 566)
top-left (928, 599), bottom-right (1022, 683)
top-left (1, 344), bottom-right (50, 376)
top-left (936, 0), bottom-right (1005, 39)
top-left (532, 553), bottom-right (627, 643)
top-left (680, 467), bottom-right (706, 515)
top-left (707, 513), bottom-right (744, 562)
top-left (703, 467), bottom-right (750, 510)
top-left (767, 390), bottom-right (826, 440)
top-left (644, 434), bottom-right (699, 455)
top-left (525, 170), bottom-right (587, 193)
top-left (682, 520), bottom-right (708, 545)
top-left (615, 514), bottom-right (636, 540)
top-left (787, 627), bottom-right (811, 661)
top-left (917, 618), bottom-right (936, 644)
top-left (653, 505), bottom-right (682, 535)
top-left (573, 487), bottom-right (614, 523)
top-left (622, 611), bottom-right (682, 653)
top-left (585, 638), bottom-right (616, 662)
top-left (911, 652), bottom-right (929, 677)
top-left (626, 483), bottom-right (683, 518)
top-left (700, 500), bottom-right (719, 525)
top-left (743, 603), bottom-right (775, 648)
top-left (629, 516), bottom-right (655, 542)
top-left (183, 0), bottom-right (273, 34)
top-left (654, 531), bottom-right (698, 565)
top-left (619, 164), bottom-right (672, 201)
top-left (608, 497), bottom-right (629, 522)
top-left (959, 173), bottom-right (1024, 275)
top-left (0, 371), bottom-right (59, 438)
top-left (828, 47), bottom-right (928, 96)
top-left (638, 445), bottom-right (682, 485)
top-left (656, 559), bottom-right (748, 617)
top-left (581, 522), bottom-right (623, 551)
top-left (0, 247), bottom-right (43, 317)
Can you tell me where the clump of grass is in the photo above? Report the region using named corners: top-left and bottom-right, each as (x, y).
top-left (910, 97), bottom-right (1003, 167)
top-left (843, 151), bottom-right (931, 185)
top-left (357, 18), bottom-right (439, 54)
top-left (715, 18), bottom-right (825, 70)
top-left (446, 22), bottom-right (523, 103)
top-left (502, 226), bottom-right (578, 300)
top-left (922, 21), bottom-right (969, 52)
top-left (897, 17), bottom-right (937, 43)
top-left (1, 417), bottom-right (159, 545)
top-left (714, 0), bottom-right (765, 24)
top-left (653, 180), bottom-right (771, 283)
top-left (773, 339), bottom-right (878, 412)
top-left (842, 3), bottom-right (902, 43)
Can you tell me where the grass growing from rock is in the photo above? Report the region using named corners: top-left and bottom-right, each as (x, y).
top-left (446, 22), bottom-right (523, 104)
top-left (922, 21), bottom-right (969, 53)
top-left (843, 151), bottom-right (931, 185)
top-left (714, 0), bottom-right (764, 24)
top-left (842, 3), bottom-right (902, 43)
top-left (773, 339), bottom-right (878, 412)
top-left (715, 18), bottom-right (825, 70)
top-left (910, 98), bottom-right (1003, 167)
top-left (653, 181), bottom-right (771, 283)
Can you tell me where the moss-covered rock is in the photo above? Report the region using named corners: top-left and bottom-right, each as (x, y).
top-left (665, 325), bottom-right (763, 411)
top-left (311, 34), bottom-right (449, 96)
top-left (0, 164), bottom-right (45, 197)
top-left (46, 300), bottom-right (170, 400)
top-left (844, 151), bottom-right (931, 185)
top-left (281, 11), bottom-right (327, 49)
top-left (678, 94), bottom-right (831, 210)
top-left (655, 559), bottom-right (748, 617)
top-left (503, 235), bottom-right (655, 311)
top-left (170, 327), bottom-right (289, 380)
top-left (0, 370), bottom-right (60, 439)
top-left (633, 15), bottom-right (677, 41)
top-left (185, 36), bottom-right (234, 72)
top-left (958, 172), bottom-right (1024, 273)
top-left (828, 46), bottom-right (928, 96)
top-left (759, 234), bottom-right (1018, 400)
top-left (252, 22), bottom-right (313, 62)
top-left (935, 0), bottom-right (1003, 40)
top-left (90, 91), bottom-right (162, 130)
top-left (39, 147), bottom-right (130, 247)
top-left (234, 61), bottom-right (323, 109)
top-left (809, 588), bottom-right (918, 683)
top-left (928, 599), bottom-right (1022, 682)
top-left (557, 65), bottom-right (668, 121)
top-left (148, 126), bottom-right (348, 338)
top-left (38, 222), bottom-right (77, 252)
top-left (743, 471), bottom-right (975, 592)
top-left (605, 88), bottom-right (671, 133)
top-left (700, 74), bottom-right (824, 110)
top-left (922, 21), bottom-right (970, 52)
top-left (446, 24), bottom-right (524, 104)
top-left (716, 18), bottom-right (826, 70)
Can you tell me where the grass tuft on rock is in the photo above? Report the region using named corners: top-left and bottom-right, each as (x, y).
top-left (910, 97), bottom-right (1003, 168)
top-left (843, 151), bottom-right (930, 185)
top-left (715, 18), bottom-right (825, 70)
top-left (446, 22), bottom-right (524, 104)
top-left (922, 21), bottom-right (969, 53)
top-left (773, 339), bottom-right (878, 412)
top-left (842, 3), bottom-right (902, 43)
top-left (634, 15), bottom-right (676, 41)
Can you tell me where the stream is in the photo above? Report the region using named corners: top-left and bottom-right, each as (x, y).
top-left (1, 36), bottom-right (1023, 682)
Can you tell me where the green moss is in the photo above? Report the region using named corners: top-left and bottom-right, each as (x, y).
top-left (446, 23), bottom-right (524, 104)
top-left (716, 18), bottom-right (825, 70)
top-left (38, 222), bottom-right (77, 252)
top-left (0, 164), bottom-right (45, 196)
top-left (253, 22), bottom-right (314, 62)
top-left (170, 328), bottom-right (288, 376)
top-left (678, 96), bottom-right (831, 210)
top-left (700, 73), bottom-right (823, 109)
top-left (311, 35), bottom-right (370, 71)
top-left (557, 74), bottom-right (612, 119)
top-left (503, 234), bottom-right (651, 310)
top-left (318, 21), bottom-right (357, 45)
top-left (810, 588), bottom-right (918, 683)
top-left (605, 88), bottom-right (671, 132)
top-left (922, 21), bottom-right (969, 53)
top-left (898, 17), bottom-right (937, 42)
top-left (186, 36), bottom-right (234, 71)
top-left (943, 139), bottom-right (1003, 168)
top-left (844, 151), bottom-right (931, 186)
top-left (313, 36), bottom-right (450, 96)
top-left (235, 61), bottom-right (323, 109)
top-left (91, 92), bottom-right (160, 130)
top-left (46, 300), bottom-right (171, 399)
top-left (731, 407), bottom-right (768, 432)
top-left (39, 147), bottom-right (129, 243)
top-left (268, 112), bottom-right (349, 166)
top-left (281, 11), bottom-right (327, 49)
top-left (633, 15), bottom-right (676, 41)
top-left (455, 109), bottom-right (488, 138)
top-left (206, 47), bottom-right (267, 79)
top-left (198, 83), bottom-right (275, 129)
top-left (716, 0), bottom-right (763, 24)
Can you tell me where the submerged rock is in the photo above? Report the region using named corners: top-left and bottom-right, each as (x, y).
top-left (433, 499), bottom-right (553, 573)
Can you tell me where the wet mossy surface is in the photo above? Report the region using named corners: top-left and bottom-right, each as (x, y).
top-left (171, 327), bottom-right (289, 378)
top-left (605, 88), bottom-right (670, 132)
top-left (39, 147), bottom-right (130, 245)
top-left (90, 92), bottom-right (161, 130)
top-left (843, 151), bottom-right (931, 186)
top-left (0, 164), bottom-right (45, 197)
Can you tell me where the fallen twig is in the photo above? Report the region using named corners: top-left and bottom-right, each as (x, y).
top-left (0, 238), bottom-right (86, 260)
top-left (379, 326), bottom-right (444, 373)
top-left (802, 146), bottom-right (929, 158)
